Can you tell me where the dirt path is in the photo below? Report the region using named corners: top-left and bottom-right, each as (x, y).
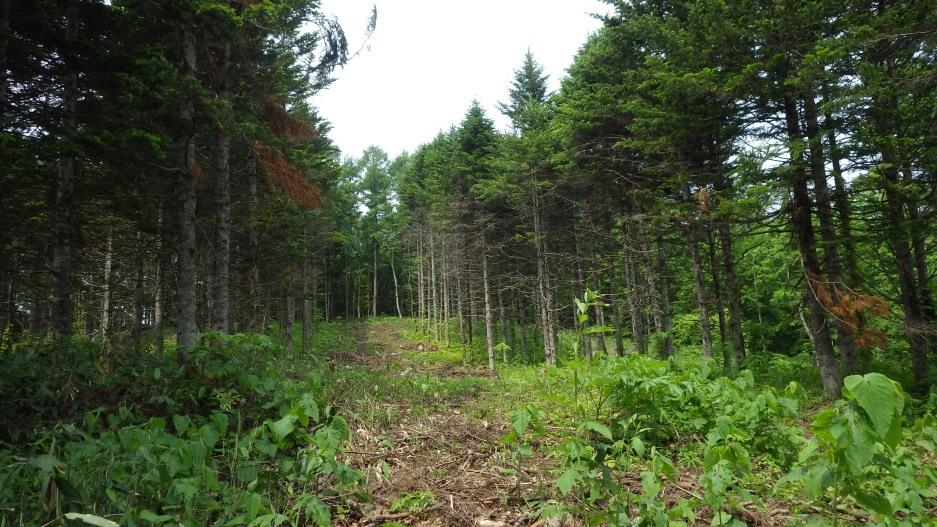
top-left (332, 320), bottom-right (550, 527)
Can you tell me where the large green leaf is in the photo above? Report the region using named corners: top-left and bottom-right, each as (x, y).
top-left (843, 373), bottom-right (903, 438)
top-left (578, 420), bottom-right (612, 440)
top-left (269, 414), bottom-right (297, 442)
top-left (557, 467), bottom-right (582, 494)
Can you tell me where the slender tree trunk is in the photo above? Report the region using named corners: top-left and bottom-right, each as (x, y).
top-left (498, 290), bottom-right (508, 363)
top-left (482, 244), bottom-right (495, 371)
top-left (458, 275), bottom-right (467, 364)
top-left (344, 268), bottom-right (350, 319)
top-left (718, 221), bottom-right (745, 369)
top-left (176, 26), bottom-right (199, 354)
top-left (878, 147), bottom-right (929, 386)
top-left (688, 219), bottom-right (713, 360)
top-left (247, 155), bottom-right (261, 332)
top-left (608, 259), bottom-right (624, 356)
top-left (210, 41), bottom-right (231, 340)
top-left (372, 241), bottom-right (379, 317)
top-left (303, 244), bottom-right (312, 352)
top-left (707, 228), bottom-right (728, 345)
top-left (622, 225), bottom-right (645, 354)
top-left (52, 0), bottom-right (79, 341)
top-left (784, 94), bottom-right (841, 394)
top-left (442, 247), bottom-right (451, 347)
top-left (417, 226), bottom-right (426, 332)
top-left (532, 173), bottom-right (558, 364)
top-left (906, 179), bottom-right (935, 324)
top-left (468, 263), bottom-right (476, 347)
top-left (391, 256), bottom-right (403, 317)
top-left (430, 232), bottom-right (439, 341)
top-left (154, 204), bottom-right (165, 357)
top-left (284, 289), bottom-right (294, 351)
top-left (132, 229), bottom-right (145, 347)
top-left (591, 252), bottom-right (607, 355)
top-left (4, 257), bottom-right (16, 334)
top-left (518, 295), bottom-right (528, 364)
top-left (573, 231), bottom-right (592, 360)
top-left (656, 236), bottom-right (674, 358)
top-left (638, 222), bottom-right (662, 337)
top-left (805, 94), bottom-right (859, 376)
top-left (101, 236), bottom-right (114, 357)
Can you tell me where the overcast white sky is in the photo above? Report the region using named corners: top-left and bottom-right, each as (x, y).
top-left (311, 0), bottom-right (609, 159)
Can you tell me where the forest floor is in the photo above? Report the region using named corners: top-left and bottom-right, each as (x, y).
top-left (321, 319), bottom-right (795, 527)
top-left (327, 318), bottom-right (552, 527)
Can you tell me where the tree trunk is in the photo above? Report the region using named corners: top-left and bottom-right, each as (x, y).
top-left (573, 231), bottom-right (592, 360)
top-left (482, 245), bottom-right (495, 371)
top-left (210, 41), bottom-right (231, 340)
top-left (417, 226), bottom-right (426, 332)
top-left (622, 225), bottom-right (645, 354)
top-left (457, 275), bottom-right (467, 364)
top-left (324, 256), bottom-right (332, 322)
top-left (687, 217), bottom-right (713, 360)
top-left (532, 175), bottom-right (558, 365)
top-left (303, 245), bottom-right (312, 352)
top-left (430, 232), bottom-right (439, 341)
top-left (442, 248), bottom-right (451, 347)
top-left (879, 152), bottom-right (929, 387)
top-left (52, 0), bottom-right (79, 341)
top-left (707, 228), bottom-right (728, 345)
top-left (101, 236), bottom-right (114, 358)
top-left (372, 241), bottom-right (379, 317)
top-left (638, 222), bottom-right (663, 338)
top-left (784, 94), bottom-right (841, 394)
top-left (718, 221), bottom-right (745, 369)
top-left (247, 155), bottom-right (261, 332)
top-left (391, 256), bottom-right (403, 317)
top-left (132, 229), bottom-right (145, 347)
top-left (175, 26), bottom-right (199, 355)
top-left (608, 259), bottom-right (624, 356)
top-left (804, 94), bottom-right (859, 376)
top-left (656, 236), bottom-right (674, 358)
top-left (283, 289), bottom-right (294, 351)
top-left (154, 204), bottom-right (165, 357)
top-left (498, 290), bottom-right (508, 363)
top-left (591, 253), bottom-right (608, 356)
top-left (518, 295), bottom-right (528, 364)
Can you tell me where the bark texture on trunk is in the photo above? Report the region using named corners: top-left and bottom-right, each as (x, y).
top-left (211, 42), bottom-right (231, 337)
top-left (132, 230), bottom-right (145, 346)
top-left (688, 221), bottom-right (713, 360)
top-left (482, 247), bottom-right (495, 371)
top-left (718, 222), bottom-right (745, 369)
top-left (804, 94), bottom-right (859, 376)
top-left (532, 176), bottom-right (557, 364)
top-left (784, 95), bottom-right (842, 394)
top-left (176, 26), bottom-right (199, 353)
top-left (52, 0), bottom-right (79, 340)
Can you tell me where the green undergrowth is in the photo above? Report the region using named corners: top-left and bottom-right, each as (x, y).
top-left (0, 331), bottom-right (362, 527)
top-left (365, 306), bottom-right (937, 527)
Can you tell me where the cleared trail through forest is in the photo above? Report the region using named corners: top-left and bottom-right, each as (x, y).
top-left (330, 319), bottom-right (551, 527)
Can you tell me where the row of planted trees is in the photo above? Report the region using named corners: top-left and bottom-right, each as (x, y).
top-left (5, 0), bottom-right (934, 397)
top-left (0, 0), bottom-right (379, 356)
top-left (371, 0), bottom-right (935, 395)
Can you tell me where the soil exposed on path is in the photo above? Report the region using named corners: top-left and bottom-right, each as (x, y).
top-left (331, 320), bottom-right (550, 527)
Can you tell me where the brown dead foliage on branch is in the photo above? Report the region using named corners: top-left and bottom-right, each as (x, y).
top-left (807, 271), bottom-right (890, 350)
top-left (260, 92), bottom-right (318, 141)
top-left (248, 141), bottom-right (321, 209)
